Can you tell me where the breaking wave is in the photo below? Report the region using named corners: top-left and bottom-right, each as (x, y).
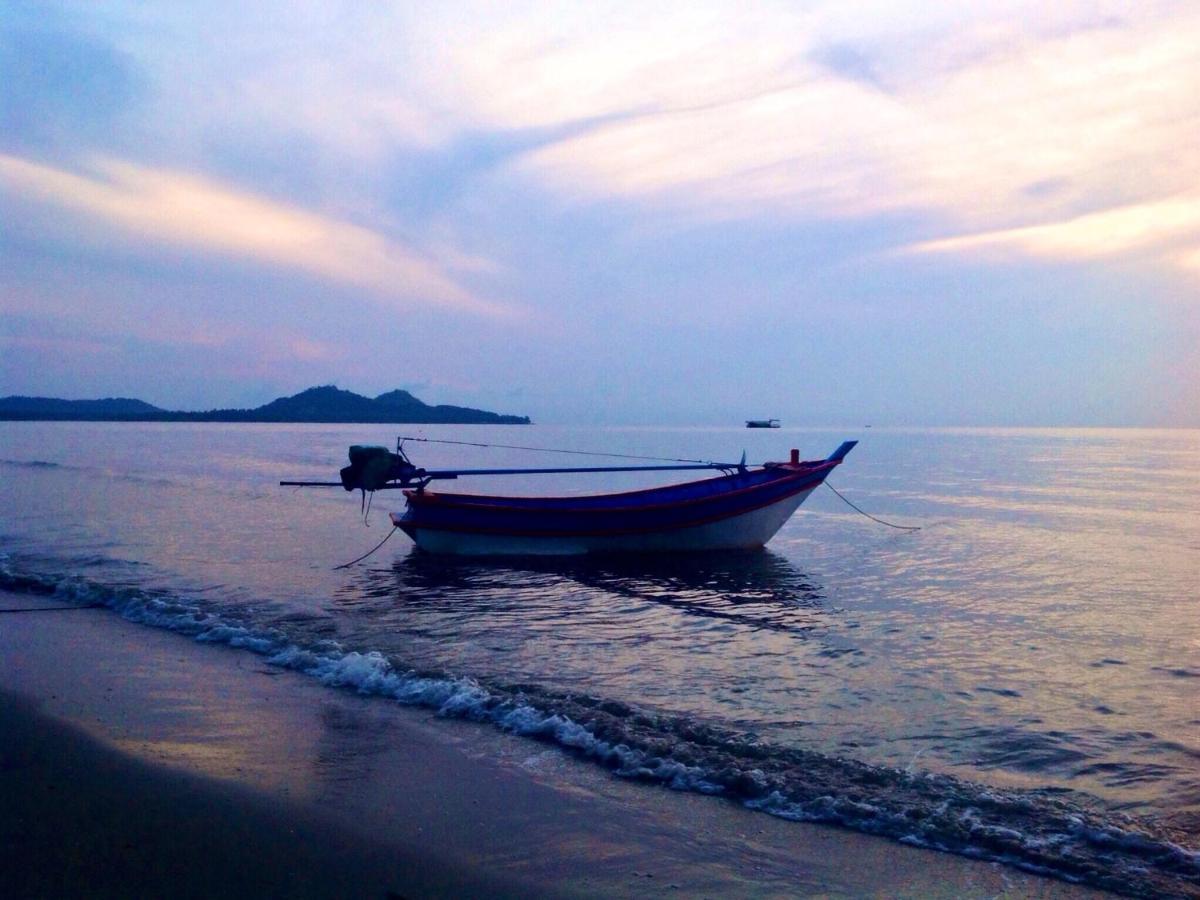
top-left (2, 562), bottom-right (1197, 899)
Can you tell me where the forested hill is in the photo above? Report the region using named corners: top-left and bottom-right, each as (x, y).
top-left (0, 386), bottom-right (531, 424)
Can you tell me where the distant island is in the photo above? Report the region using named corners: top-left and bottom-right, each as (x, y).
top-left (0, 385), bottom-right (531, 425)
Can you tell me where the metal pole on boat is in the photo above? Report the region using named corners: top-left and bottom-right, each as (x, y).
top-left (281, 461), bottom-right (736, 489)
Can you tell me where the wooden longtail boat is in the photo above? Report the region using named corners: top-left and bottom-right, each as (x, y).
top-left (283, 440), bottom-right (856, 556)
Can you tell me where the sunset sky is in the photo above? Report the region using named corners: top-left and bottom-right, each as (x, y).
top-left (2, 1), bottom-right (1197, 425)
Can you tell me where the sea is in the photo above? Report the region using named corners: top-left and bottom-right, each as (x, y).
top-left (2, 422), bottom-right (1198, 897)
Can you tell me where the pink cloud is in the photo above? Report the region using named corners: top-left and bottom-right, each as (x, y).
top-left (0, 154), bottom-right (512, 317)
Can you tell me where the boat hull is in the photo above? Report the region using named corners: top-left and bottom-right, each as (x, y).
top-left (396, 484), bottom-right (818, 555)
top-left (389, 447), bottom-right (856, 556)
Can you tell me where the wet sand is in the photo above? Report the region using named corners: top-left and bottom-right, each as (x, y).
top-left (0, 590), bottom-right (1110, 898)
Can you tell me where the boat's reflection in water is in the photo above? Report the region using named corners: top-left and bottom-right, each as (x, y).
top-left (354, 547), bottom-right (829, 635)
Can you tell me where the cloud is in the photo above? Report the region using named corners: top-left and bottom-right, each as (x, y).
top-left (0, 153), bottom-right (509, 316)
top-left (0, 333), bottom-right (114, 357)
top-left (57, 4), bottom-right (452, 164)
top-left (1178, 248), bottom-right (1200, 271)
top-left (0, 23), bottom-right (146, 150)
top-left (286, 336), bottom-right (338, 363)
top-left (905, 193), bottom-right (1200, 270)
top-left (27, 4), bottom-right (1195, 262)
top-left (438, 3), bottom-right (1200, 260)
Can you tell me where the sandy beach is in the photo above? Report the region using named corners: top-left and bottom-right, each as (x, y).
top-left (0, 588), bottom-right (1113, 899)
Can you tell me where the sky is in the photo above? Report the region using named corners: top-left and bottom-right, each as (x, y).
top-left (1, 1), bottom-right (1197, 426)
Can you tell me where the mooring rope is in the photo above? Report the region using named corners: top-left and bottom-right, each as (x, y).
top-left (824, 482), bottom-right (921, 531)
top-left (397, 435), bottom-right (722, 466)
top-left (334, 525), bottom-right (400, 569)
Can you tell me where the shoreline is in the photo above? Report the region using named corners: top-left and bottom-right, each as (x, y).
top-left (0, 589), bottom-right (1110, 898)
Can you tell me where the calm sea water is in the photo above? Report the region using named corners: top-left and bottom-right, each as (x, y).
top-left (2, 423), bottom-right (1198, 896)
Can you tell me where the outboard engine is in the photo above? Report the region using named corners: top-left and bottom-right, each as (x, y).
top-left (339, 445), bottom-right (419, 491)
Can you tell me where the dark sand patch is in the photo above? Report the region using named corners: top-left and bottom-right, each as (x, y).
top-left (0, 690), bottom-right (520, 900)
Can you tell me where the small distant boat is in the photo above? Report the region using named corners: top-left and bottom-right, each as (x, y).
top-left (746, 418), bottom-right (780, 429)
top-left (283, 440), bottom-right (857, 556)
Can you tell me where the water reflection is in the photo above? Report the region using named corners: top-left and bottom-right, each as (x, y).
top-left (345, 547), bottom-right (827, 635)
top-left (325, 548), bottom-right (842, 728)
